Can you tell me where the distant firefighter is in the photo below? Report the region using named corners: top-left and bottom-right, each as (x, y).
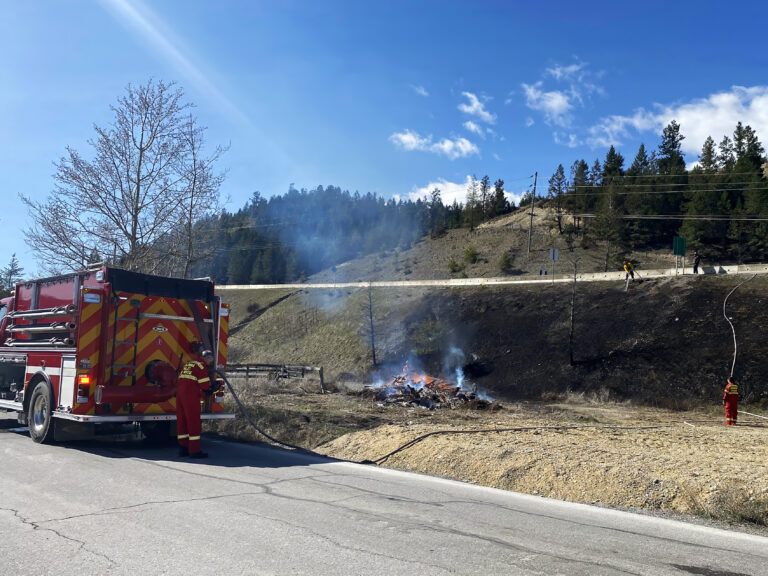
top-left (623, 260), bottom-right (635, 280)
top-left (723, 377), bottom-right (738, 426)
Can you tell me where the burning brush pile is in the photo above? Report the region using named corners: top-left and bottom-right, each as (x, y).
top-left (364, 362), bottom-right (494, 410)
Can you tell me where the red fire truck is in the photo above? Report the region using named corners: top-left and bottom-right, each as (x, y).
top-left (0, 266), bottom-right (234, 443)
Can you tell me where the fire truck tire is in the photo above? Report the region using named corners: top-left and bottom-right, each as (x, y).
top-left (28, 380), bottom-right (55, 444)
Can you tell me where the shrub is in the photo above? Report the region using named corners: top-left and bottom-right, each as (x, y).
top-left (464, 245), bottom-right (479, 264)
top-left (499, 251), bottom-right (513, 273)
top-left (449, 259), bottom-right (465, 274)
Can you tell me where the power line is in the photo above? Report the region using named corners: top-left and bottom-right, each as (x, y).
top-left (569, 180), bottom-right (765, 189)
top-left (546, 186), bottom-right (768, 198)
top-left (573, 213), bottom-right (768, 222)
top-left (566, 170), bottom-right (765, 180)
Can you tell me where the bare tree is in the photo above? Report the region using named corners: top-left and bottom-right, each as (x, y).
top-left (22, 80), bottom-right (226, 275)
top-left (465, 175), bottom-right (479, 232)
top-left (163, 115), bottom-right (228, 278)
top-left (362, 283), bottom-right (377, 366)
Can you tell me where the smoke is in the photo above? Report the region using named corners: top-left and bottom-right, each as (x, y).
top-left (264, 185), bottom-right (427, 281)
top-left (442, 345), bottom-right (466, 381)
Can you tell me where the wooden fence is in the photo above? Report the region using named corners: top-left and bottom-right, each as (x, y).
top-left (226, 363), bottom-right (325, 393)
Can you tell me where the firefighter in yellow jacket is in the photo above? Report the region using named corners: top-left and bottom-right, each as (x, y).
top-left (723, 377), bottom-right (738, 426)
top-left (177, 344), bottom-right (215, 458)
top-left (623, 260), bottom-right (635, 280)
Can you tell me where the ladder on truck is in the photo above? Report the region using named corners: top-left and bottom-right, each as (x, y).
top-left (110, 296), bottom-right (141, 387)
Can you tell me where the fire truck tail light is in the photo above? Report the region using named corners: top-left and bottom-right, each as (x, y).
top-left (77, 375), bottom-right (91, 403)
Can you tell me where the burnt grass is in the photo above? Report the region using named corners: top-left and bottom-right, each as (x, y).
top-left (220, 273), bottom-right (768, 433)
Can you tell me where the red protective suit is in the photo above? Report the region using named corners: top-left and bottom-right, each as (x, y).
top-left (177, 359), bottom-right (211, 454)
top-left (723, 379), bottom-right (738, 426)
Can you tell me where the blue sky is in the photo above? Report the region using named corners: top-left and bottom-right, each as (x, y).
top-left (2, 0), bottom-right (767, 275)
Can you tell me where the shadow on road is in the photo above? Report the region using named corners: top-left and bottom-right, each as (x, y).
top-left (0, 414), bottom-right (337, 470)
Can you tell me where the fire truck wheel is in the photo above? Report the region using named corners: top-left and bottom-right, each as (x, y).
top-left (28, 380), bottom-right (55, 444)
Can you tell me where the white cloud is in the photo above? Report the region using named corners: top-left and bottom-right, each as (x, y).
top-left (389, 130), bottom-right (479, 160)
top-left (521, 58), bottom-right (603, 131)
top-left (463, 120), bottom-right (485, 137)
top-left (431, 137), bottom-right (480, 160)
top-left (410, 84), bottom-right (429, 97)
top-left (525, 117), bottom-right (535, 127)
top-left (458, 92), bottom-right (497, 124)
top-left (586, 86), bottom-right (768, 157)
top-left (406, 176), bottom-right (522, 207)
top-left (522, 82), bottom-right (572, 127)
top-left (389, 129), bottom-right (430, 151)
top-left (546, 62), bottom-right (585, 82)
top-left (554, 132), bottom-right (582, 148)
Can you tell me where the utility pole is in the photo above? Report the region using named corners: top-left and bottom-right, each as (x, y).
top-left (568, 257), bottom-right (580, 366)
top-left (527, 171), bottom-right (538, 254)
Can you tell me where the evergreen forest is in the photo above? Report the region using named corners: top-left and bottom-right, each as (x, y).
top-left (187, 120), bottom-right (767, 284)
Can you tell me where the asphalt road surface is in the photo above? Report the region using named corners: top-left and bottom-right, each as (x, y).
top-left (2, 414), bottom-right (767, 576)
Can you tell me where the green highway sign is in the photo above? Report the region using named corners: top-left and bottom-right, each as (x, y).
top-left (673, 236), bottom-right (687, 256)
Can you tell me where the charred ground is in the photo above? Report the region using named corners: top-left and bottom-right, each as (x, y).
top-left (223, 274), bottom-right (768, 409)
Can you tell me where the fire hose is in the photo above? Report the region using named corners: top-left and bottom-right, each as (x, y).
top-left (208, 373), bottom-right (764, 464)
top-left (723, 273), bottom-right (756, 378)
top-left (216, 369), bottom-right (310, 453)
top-left (210, 378), bottom-right (677, 465)
top-left (369, 424), bottom-right (670, 464)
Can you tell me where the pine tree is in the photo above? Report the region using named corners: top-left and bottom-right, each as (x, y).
top-left (681, 136), bottom-right (729, 249)
top-left (627, 144), bottom-right (651, 176)
top-left (624, 144), bottom-right (653, 247)
top-left (567, 160), bottom-right (590, 226)
top-left (698, 136), bottom-right (717, 173)
top-left (548, 164), bottom-right (567, 233)
top-left (718, 136), bottom-right (735, 172)
top-left (0, 254), bottom-right (24, 291)
top-left (491, 179), bottom-right (509, 215)
top-left (602, 146), bottom-right (625, 180)
top-left (654, 121), bottom-right (688, 241)
top-left (479, 175), bottom-right (491, 219)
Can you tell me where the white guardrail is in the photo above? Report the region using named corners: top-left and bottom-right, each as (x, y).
top-left (217, 264), bottom-right (768, 290)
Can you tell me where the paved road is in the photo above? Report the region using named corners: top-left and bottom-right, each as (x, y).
top-left (2, 415), bottom-right (766, 575)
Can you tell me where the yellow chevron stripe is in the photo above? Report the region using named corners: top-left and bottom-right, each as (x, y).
top-left (78, 321), bottom-right (101, 351)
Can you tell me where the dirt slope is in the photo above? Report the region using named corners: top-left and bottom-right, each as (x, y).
top-left (315, 403), bottom-right (768, 517)
top-left (212, 388), bottom-right (768, 530)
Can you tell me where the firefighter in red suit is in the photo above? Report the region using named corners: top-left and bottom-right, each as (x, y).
top-left (723, 377), bottom-right (738, 426)
top-left (177, 345), bottom-right (215, 458)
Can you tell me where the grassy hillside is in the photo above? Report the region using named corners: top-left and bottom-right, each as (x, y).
top-left (222, 272), bottom-right (768, 409)
top-left (307, 206), bottom-right (689, 284)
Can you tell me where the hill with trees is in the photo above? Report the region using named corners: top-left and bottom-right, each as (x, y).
top-left (188, 120), bottom-right (767, 285)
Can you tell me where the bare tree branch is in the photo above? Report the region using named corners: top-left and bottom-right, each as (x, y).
top-left (22, 79), bottom-right (226, 276)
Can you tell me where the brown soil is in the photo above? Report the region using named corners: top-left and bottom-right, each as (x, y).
top-left (212, 387), bottom-right (768, 531)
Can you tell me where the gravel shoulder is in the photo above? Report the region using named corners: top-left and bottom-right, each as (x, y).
top-left (309, 400), bottom-right (768, 533)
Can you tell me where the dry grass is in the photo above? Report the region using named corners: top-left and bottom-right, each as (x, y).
top-left (208, 384), bottom-right (768, 528)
